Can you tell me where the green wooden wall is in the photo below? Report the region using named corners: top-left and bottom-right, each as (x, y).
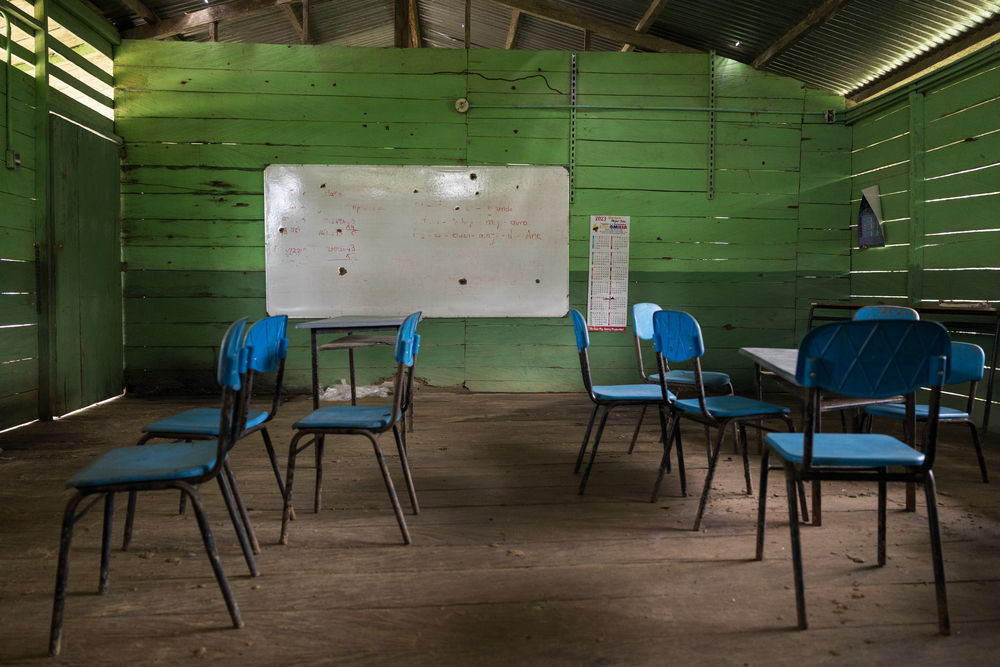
top-left (846, 42), bottom-right (1000, 420)
top-left (116, 40), bottom-right (848, 395)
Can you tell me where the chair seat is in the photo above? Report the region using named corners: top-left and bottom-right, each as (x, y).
top-left (864, 403), bottom-right (969, 421)
top-left (141, 408), bottom-right (268, 436)
top-left (646, 369), bottom-right (732, 389)
top-left (766, 432), bottom-right (925, 467)
top-left (293, 405), bottom-right (399, 430)
top-left (319, 334), bottom-right (397, 351)
top-left (674, 395), bottom-right (789, 418)
top-left (67, 441), bottom-right (219, 488)
top-left (593, 384), bottom-right (675, 402)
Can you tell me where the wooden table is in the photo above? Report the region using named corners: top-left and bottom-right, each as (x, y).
top-left (295, 316), bottom-right (406, 409)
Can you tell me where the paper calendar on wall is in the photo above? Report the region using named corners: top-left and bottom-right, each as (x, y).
top-left (587, 215), bottom-right (630, 332)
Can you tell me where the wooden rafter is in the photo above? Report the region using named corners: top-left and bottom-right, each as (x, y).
top-left (487, 0), bottom-right (698, 53)
top-left (394, 0), bottom-right (421, 48)
top-left (505, 9), bottom-right (521, 49)
top-left (621, 0), bottom-right (670, 52)
top-left (123, 0), bottom-right (297, 40)
top-left (752, 0), bottom-right (857, 69)
top-left (282, 1), bottom-right (310, 45)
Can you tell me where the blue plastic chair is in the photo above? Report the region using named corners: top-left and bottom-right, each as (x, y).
top-left (853, 304), bottom-right (919, 321)
top-left (650, 310), bottom-right (795, 530)
top-left (125, 315), bottom-right (291, 551)
top-left (755, 319), bottom-right (952, 635)
top-left (629, 302), bottom-right (735, 454)
top-left (865, 341), bottom-right (988, 482)
top-left (49, 319), bottom-right (255, 656)
top-left (569, 310), bottom-right (683, 496)
top-left (280, 312), bottom-right (422, 545)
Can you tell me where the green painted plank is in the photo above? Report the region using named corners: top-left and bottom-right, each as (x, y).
top-left (0, 325), bottom-right (37, 362)
top-left (124, 245), bottom-right (264, 272)
top-left (577, 73), bottom-right (707, 97)
top-left (925, 98), bottom-right (1000, 148)
top-left (117, 66), bottom-right (466, 98)
top-left (578, 51), bottom-right (708, 75)
top-left (851, 271), bottom-right (909, 297)
top-left (0, 293), bottom-right (36, 327)
top-left (463, 69), bottom-right (570, 96)
top-left (923, 63), bottom-right (1000, 120)
top-left (924, 236), bottom-right (1000, 268)
top-left (117, 40), bottom-right (468, 73)
top-left (851, 134), bottom-right (909, 174)
top-left (576, 118), bottom-right (707, 142)
top-left (0, 225), bottom-right (36, 262)
top-left (576, 139), bottom-right (706, 169)
top-left (123, 193), bottom-right (261, 220)
top-left (922, 270), bottom-right (1000, 302)
top-left (48, 89), bottom-right (115, 139)
top-left (0, 162), bottom-right (37, 198)
top-left (116, 90), bottom-right (455, 123)
top-left (466, 136), bottom-right (567, 165)
top-left (117, 117), bottom-right (466, 148)
top-left (572, 189), bottom-right (800, 219)
top-left (851, 104), bottom-right (909, 148)
top-left (124, 219), bottom-right (263, 246)
top-left (125, 296), bottom-right (266, 323)
top-left (123, 270), bottom-right (265, 298)
top-left (574, 166), bottom-right (704, 192)
top-left (467, 118), bottom-right (568, 139)
top-left (0, 356), bottom-right (37, 397)
top-left (467, 50), bottom-right (569, 73)
top-left (797, 203), bottom-right (851, 229)
top-left (923, 130), bottom-right (1000, 179)
top-left (924, 194), bottom-right (1000, 234)
top-left (0, 389), bottom-right (39, 430)
top-left (714, 73), bottom-right (807, 99)
top-left (850, 245), bottom-right (910, 273)
top-left (122, 166), bottom-right (265, 194)
top-left (122, 142), bottom-right (467, 168)
top-left (0, 258), bottom-right (35, 291)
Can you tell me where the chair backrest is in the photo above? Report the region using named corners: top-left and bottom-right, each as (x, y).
top-left (395, 312), bottom-right (422, 366)
top-left (569, 309), bottom-right (590, 351)
top-left (853, 305), bottom-right (920, 321)
top-left (651, 310), bottom-right (705, 363)
top-left (633, 303), bottom-right (661, 341)
top-left (245, 315), bottom-right (289, 373)
top-left (796, 319), bottom-right (950, 470)
top-left (214, 318), bottom-right (250, 465)
top-left (948, 341), bottom-right (985, 384)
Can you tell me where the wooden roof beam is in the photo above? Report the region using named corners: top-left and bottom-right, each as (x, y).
top-left (621, 0), bottom-right (670, 52)
top-left (123, 0), bottom-right (296, 40)
top-left (394, 0), bottom-right (421, 48)
top-left (752, 0), bottom-right (857, 69)
top-left (282, 0), bottom-right (310, 45)
top-left (488, 0), bottom-right (699, 53)
top-left (505, 9), bottom-right (521, 49)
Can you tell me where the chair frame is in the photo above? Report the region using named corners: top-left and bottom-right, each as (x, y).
top-left (49, 319), bottom-right (255, 656)
top-left (864, 340), bottom-right (988, 483)
top-left (280, 313), bottom-right (422, 545)
top-left (649, 309), bottom-right (797, 531)
top-left (754, 319), bottom-right (952, 635)
top-left (629, 302), bottom-right (735, 456)
top-left (570, 310), bottom-right (684, 497)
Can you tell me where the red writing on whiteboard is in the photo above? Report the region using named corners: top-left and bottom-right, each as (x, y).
top-left (509, 220), bottom-right (527, 226)
top-left (284, 247), bottom-right (306, 256)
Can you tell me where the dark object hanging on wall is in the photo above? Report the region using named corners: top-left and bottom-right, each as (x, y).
top-left (857, 185), bottom-right (886, 249)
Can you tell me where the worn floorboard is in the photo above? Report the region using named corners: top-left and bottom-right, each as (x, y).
top-left (1, 390), bottom-right (998, 665)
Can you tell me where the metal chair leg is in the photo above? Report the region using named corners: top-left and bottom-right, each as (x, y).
top-left (366, 433), bottom-right (411, 545)
top-left (755, 447), bottom-right (770, 560)
top-left (967, 421), bottom-right (989, 483)
top-left (280, 432), bottom-right (309, 545)
top-left (392, 424), bottom-right (419, 514)
top-left (923, 470), bottom-right (951, 635)
top-left (99, 493), bottom-right (114, 594)
top-left (785, 465), bottom-right (808, 630)
top-left (650, 417), bottom-right (680, 502)
top-left (314, 435), bottom-right (325, 513)
top-left (628, 405), bottom-right (647, 454)
top-left (574, 404), bottom-right (600, 473)
top-left (579, 406), bottom-right (613, 495)
top-left (693, 423), bottom-right (728, 531)
top-left (224, 461), bottom-right (260, 555)
top-left (180, 484), bottom-right (244, 630)
top-left (49, 492), bottom-right (86, 656)
top-left (738, 422), bottom-right (752, 495)
top-left (260, 427), bottom-right (291, 500)
top-left (217, 470), bottom-right (259, 576)
top-left (122, 491), bottom-right (137, 551)
top-left (877, 474), bottom-right (887, 566)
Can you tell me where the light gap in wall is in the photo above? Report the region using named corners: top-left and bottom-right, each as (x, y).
top-left (925, 267), bottom-right (1000, 271)
top-left (926, 191), bottom-right (1000, 203)
top-left (851, 160), bottom-right (909, 178)
top-left (0, 420), bottom-right (38, 435)
top-left (926, 228), bottom-right (1000, 237)
top-left (928, 94), bottom-right (1000, 123)
top-left (0, 323), bottom-right (35, 329)
top-left (850, 131), bottom-right (909, 154)
top-left (926, 128), bottom-right (1000, 154)
top-left (924, 161), bottom-right (1000, 180)
top-left (54, 393), bottom-right (125, 420)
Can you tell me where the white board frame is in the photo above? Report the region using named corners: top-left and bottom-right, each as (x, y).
top-left (264, 165), bottom-right (569, 318)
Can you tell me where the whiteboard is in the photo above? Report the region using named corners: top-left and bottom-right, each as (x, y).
top-left (264, 165), bottom-right (569, 318)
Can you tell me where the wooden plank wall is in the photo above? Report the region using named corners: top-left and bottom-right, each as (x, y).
top-left (0, 61), bottom-right (40, 428)
top-left (847, 46), bottom-right (1000, 419)
top-left (116, 40), bottom-right (847, 394)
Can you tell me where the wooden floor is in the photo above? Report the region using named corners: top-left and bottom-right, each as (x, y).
top-left (2, 390), bottom-right (999, 665)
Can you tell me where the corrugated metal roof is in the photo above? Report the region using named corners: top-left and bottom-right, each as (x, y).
top-left (90, 0), bottom-right (999, 98)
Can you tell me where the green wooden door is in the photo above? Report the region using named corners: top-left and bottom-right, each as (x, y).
top-left (49, 116), bottom-right (123, 415)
